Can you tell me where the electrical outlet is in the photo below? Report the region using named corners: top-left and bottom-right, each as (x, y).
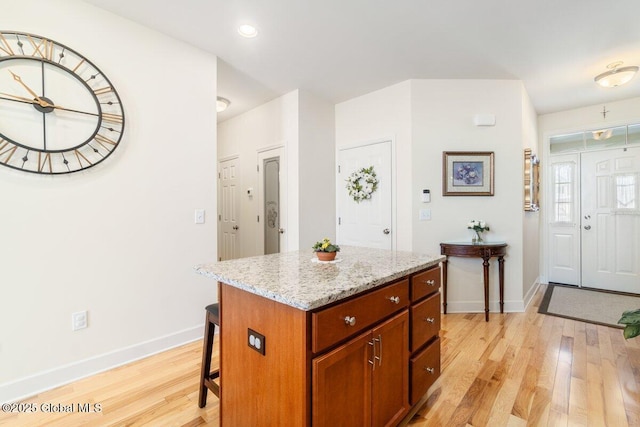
top-left (72, 311), bottom-right (87, 331)
top-left (247, 328), bottom-right (265, 355)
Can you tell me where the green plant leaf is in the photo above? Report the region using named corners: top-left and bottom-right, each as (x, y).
top-left (623, 324), bottom-right (640, 340)
top-left (618, 309), bottom-right (640, 325)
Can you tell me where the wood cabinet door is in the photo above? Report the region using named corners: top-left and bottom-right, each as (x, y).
top-left (312, 330), bottom-right (372, 427)
top-left (371, 310), bottom-right (409, 427)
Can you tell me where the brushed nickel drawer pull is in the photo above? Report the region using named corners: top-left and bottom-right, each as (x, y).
top-left (344, 316), bottom-right (356, 326)
top-left (424, 366), bottom-right (435, 374)
top-left (423, 317), bottom-right (435, 323)
top-left (422, 279), bottom-right (436, 286)
top-left (389, 296), bottom-right (400, 304)
top-left (368, 340), bottom-right (375, 367)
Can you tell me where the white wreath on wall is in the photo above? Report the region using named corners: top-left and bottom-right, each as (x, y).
top-left (346, 166), bottom-right (379, 203)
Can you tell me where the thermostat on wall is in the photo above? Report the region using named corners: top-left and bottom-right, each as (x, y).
top-left (421, 189), bottom-right (431, 203)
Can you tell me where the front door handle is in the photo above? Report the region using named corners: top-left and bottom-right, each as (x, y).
top-left (232, 225), bottom-right (239, 230)
top-left (584, 225), bottom-right (591, 230)
top-left (383, 228), bottom-right (390, 235)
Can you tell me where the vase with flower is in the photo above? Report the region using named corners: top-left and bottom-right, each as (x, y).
top-left (467, 220), bottom-right (490, 244)
top-left (312, 238), bottom-right (341, 261)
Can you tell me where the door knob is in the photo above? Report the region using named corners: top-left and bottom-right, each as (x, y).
top-left (278, 228), bottom-right (285, 234)
top-left (383, 228), bottom-right (390, 235)
top-left (232, 225), bottom-right (239, 230)
top-left (584, 225), bottom-right (591, 230)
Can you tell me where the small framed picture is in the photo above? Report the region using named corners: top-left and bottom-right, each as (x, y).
top-left (443, 151), bottom-right (494, 196)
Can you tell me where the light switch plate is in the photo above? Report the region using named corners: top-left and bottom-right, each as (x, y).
top-left (195, 209), bottom-right (205, 224)
top-left (419, 209), bottom-right (431, 221)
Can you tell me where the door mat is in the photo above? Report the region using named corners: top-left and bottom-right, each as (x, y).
top-left (538, 284), bottom-right (640, 328)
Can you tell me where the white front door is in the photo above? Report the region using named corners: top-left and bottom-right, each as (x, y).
top-left (337, 141), bottom-right (392, 250)
top-left (547, 153), bottom-right (581, 285)
top-left (581, 147), bottom-right (640, 293)
top-left (218, 156), bottom-right (240, 261)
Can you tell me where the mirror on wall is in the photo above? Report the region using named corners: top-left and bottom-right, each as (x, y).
top-left (524, 148), bottom-right (540, 212)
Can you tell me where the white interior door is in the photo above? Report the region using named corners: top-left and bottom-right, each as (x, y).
top-left (337, 141), bottom-right (392, 250)
top-left (581, 147), bottom-right (640, 293)
top-left (218, 156), bottom-right (240, 261)
top-left (547, 153), bottom-right (581, 285)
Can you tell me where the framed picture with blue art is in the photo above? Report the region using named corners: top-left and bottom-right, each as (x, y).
top-left (443, 151), bottom-right (494, 196)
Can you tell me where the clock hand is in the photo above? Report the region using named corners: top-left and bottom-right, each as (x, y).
top-left (0, 92), bottom-right (98, 117)
top-left (8, 70), bottom-right (47, 106)
top-left (0, 92), bottom-right (40, 105)
top-left (50, 104), bottom-right (99, 117)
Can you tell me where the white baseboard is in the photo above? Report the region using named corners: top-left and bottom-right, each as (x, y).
top-left (0, 325), bottom-right (205, 404)
top-left (523, 277), bottom-right (542, 310)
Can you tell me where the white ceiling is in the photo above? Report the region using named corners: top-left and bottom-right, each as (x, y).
top-left (84, 0), bottom-right (640, 121)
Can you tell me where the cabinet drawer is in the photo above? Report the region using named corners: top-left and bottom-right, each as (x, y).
top-left (410, 336), bottom-right (440, 405)
top-left (312, 279), bottom-right (409, 353)
top-left (410, 266), bottom-right (441, 301)
top-left (410, 292), bottom-right (440, 351)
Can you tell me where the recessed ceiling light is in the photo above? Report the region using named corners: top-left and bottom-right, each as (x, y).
top-left (217, 97), bottom-right (230, 113)
top-left (238, 24), bottom-right (258, 38)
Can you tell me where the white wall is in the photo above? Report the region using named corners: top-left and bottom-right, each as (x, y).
top-left (336, 79), bottom-right (529, 312)
top-left (410, 80), bottom-right (526, 313)
top-left (0, 0), bottom-right (218, 401)
top-left (217, 90), bottom-right (335, 256)
top-left (217, 91), bottom-right (299, 256)
top-left (335, 81), bottom-right (413, 251)
top-left (298, 91), bottom-right (336, 249)
top-left (521, 87), bottom-right (540, 304)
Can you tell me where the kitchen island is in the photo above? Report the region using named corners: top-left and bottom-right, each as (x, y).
top-left (195, 246), bottom-right (445, 426)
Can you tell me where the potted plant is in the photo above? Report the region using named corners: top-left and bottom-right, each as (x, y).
top-left (313, 238), bottom-right (340, 262)
top-left (618, 309), bottom-right (640, 339)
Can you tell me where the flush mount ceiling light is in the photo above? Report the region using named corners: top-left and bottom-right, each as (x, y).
top-left (594, 61), bottom-right (639, 88)
top-left (592, 128), bottom-right (613, 140)
top-left (237, 24), bottom-right (258, 38)
top-left (217, 97), bottom-right (230, 113)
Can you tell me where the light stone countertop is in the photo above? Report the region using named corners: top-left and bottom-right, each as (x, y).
top-left (195, 246), bottom-right (445, 311)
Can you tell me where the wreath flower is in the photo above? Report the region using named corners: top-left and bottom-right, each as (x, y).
top-left (346, 166), bottom-right (379, 202)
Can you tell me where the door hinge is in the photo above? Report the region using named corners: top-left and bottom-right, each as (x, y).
top-left (257, 215), bottom-right (260, 222)
top-left (338, 165), bottom-right (341, 173)
top-left (257, 164), bottom-right (259, 172)
top-left (218, 214), bottom-right (221, 221)
top-left (338, 217), bottom-right (341, 225)
top-left (218, 172), bottom-right (221, 178)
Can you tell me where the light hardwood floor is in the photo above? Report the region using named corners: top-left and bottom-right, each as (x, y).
top-left (1, 285), bottom-right (639, 426)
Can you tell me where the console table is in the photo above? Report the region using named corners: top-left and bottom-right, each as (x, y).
top-left (439, 242), bottom-right (507, 321)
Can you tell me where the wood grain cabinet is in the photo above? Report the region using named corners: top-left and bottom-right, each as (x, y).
top-left (312, 310), bottom-right (409, 427)
top-left (408, 266), bottom-right (441, 406)
top-left (217, 264), bottom-right (441, 426)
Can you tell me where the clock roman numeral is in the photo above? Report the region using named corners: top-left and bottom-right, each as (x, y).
top-left (94, 134), bottom-right (118, 149)
top-left (72, 58), bottom-right (86, 73)
top-left (0, 33), bottom-right (15, 56)
top-left (0, 140), bottom-right (18, 163)
top-left (93, 86), bottom-right (113, 96)
top-left (101, 113), bottom-right (123, 125)
top-left (37, 152), bottom-right (52, 173)
top-left (28, 35), bottom-right (54, 60)
top-left (74, 149), bottom-right (92, 168)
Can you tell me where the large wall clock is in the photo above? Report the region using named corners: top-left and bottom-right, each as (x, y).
top-left (0, 31), bottom-right (125, 174)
